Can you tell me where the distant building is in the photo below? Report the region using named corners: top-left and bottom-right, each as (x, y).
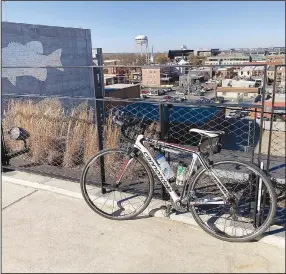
top-left (105, 83), bottom-right (140, 99)
top-left (237, 66), bottom-right (265, 78)
top-left (196, 48), bottom-right (220, 57)
top-left (104, 83), bottom-right (140, 111)
top-left (221, 79), bottom-right (258, 88)
top-left (179, 67), bottom-right (212, 87)
top-left (250, 53), bottom-right (265, 62)
top-left (141, 65), bottom-right (178, 87)
top-left (264, 54), bottom-right (285, 64)
top-left (168, 49), bottom-right (194, 61)
top-left (267, 66), bottom-right (285, 86)
top-left (103, 59), bottom-right (121, 74)
top-left (141, 66), bottom-right (161, 87)
top-left (250, 95), bottom-right (286, 119)
top-left (205, 53), bottom-right (250, 65)
top-left (217, 87), bottom-right (259, 99)
top-left (104, 74), bottom-right (117, 85)
top-left (175, 59), bottom-right (190, 76)
top-left (251, 66), bottom-right (265, 77)
top-left (215, 67), bottom-right (233, 79)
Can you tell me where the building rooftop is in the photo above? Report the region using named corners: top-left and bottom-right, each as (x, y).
top-left (103, 60), bottom-right (121, 63)
top-left (240, 66), bottom-right (256, 71)
top-left (168, 49), bottom-right (194, 59)
top-left (105, 83), bottom-right (139, 89)
top-left (104, 74), bottom-right (117, 80)
top-left (142, 65), bottom-right (161, 69)
top-left (217, 87), bottom-right (259, 93)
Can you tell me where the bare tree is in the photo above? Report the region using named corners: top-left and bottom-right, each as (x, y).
top-left (154, 53), bottom-right (168, 64)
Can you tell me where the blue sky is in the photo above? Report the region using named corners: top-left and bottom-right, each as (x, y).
top-left (2, 1), bottom-right (285, 52)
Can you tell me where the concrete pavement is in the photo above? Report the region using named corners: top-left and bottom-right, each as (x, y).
top-left (2, 179), bottom-right (285, 273)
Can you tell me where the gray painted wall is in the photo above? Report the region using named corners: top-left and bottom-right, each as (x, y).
top-left (2, 22), bottom-right (93, 97)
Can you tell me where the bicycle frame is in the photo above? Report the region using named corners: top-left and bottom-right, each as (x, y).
top-left (130, 135), bottom-right (230, 204)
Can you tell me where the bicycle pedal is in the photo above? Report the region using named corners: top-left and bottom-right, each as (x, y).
top-left (163, 205), bottom-right (174, 218)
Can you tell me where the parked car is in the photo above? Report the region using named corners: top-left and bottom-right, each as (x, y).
top-left (193, 91), bottom-right (204, 96)
top-left (226, 110), bottom-right (249, 119)
top-left (176, 91), bottom-right (186, 96)
top-left (175, 97), bottom-right (186, 102)
top-left (148, 89), bottom-right (163, 96)
top-left (140, 90), bottom-right (149, 98)
top-left (163, 95), bottom-right (173, 100)
top-left (158, 89), bottom-right (166, 95)
top-left (210, 96), bottom-right (225, 103)
top-left (254, 94), bottom-right (262, 103)
top-left (197, 97), bottom-right (210, 104)
top-left (226, 111), bottom-right (241, 119)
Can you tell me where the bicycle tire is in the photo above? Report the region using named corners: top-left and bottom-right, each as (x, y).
top-left (80, 148), bottom-right (154, 220)
top-left (189, 159), bottom-right (277, 242)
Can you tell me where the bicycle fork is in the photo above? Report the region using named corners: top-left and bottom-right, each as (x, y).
top-left (116, 158), bottom-right (134, 184)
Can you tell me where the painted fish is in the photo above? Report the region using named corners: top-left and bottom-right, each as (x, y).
top-left (2, 41), bottom-right (64, 85)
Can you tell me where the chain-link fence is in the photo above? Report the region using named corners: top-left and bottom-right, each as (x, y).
top-left (2, 95), bottom-right (284, 199)
top-left (2, 64), bottom-right (285, 228)
top-left (2, 95), bottom-right (97, 179)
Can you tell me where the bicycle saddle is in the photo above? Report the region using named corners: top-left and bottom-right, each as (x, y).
top-left (189, 128), bottom-right (225, 138)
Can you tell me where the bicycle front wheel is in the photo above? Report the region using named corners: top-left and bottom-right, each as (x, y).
top-left (189, 160), bottom-right (277, 242)
top-left (80, 148), bottom-right (154, 220)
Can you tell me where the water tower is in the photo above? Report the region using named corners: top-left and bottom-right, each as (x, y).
top-left (135, 34), bottom-right (149, 64)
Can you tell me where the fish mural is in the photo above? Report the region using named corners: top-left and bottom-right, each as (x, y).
top-left (2, 41), bottom-right (64, 86)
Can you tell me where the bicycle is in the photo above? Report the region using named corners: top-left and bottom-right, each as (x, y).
top-left (80, 112), bottom-right (277, 242)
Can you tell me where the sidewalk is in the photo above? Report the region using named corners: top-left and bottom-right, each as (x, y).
top-left (2, 173), bottom-right (286, 273)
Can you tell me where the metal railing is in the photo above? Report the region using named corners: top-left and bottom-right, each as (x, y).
top-left (1, 62), bottom-right (285, 227)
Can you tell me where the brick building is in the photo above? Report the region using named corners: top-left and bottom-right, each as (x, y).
top-left (141, 66), bottom-right (161, 87)
top-left (105, 84), bottom-right (140, 99)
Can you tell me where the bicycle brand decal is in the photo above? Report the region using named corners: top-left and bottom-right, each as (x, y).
top-left (142, 152), bottom-right (172, 192)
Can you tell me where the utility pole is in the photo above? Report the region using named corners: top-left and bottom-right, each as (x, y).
top-left (187, 73), bottom-right (190, 100)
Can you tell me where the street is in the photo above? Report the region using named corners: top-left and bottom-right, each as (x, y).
top-left (142, 86), bottom-right (217, 102)
top-left (2, 181), bottom-right (285, 273)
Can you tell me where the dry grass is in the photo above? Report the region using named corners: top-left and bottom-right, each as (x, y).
top-left (2, 98), bottom-right (120, 168)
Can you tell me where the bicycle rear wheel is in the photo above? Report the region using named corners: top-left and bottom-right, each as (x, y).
top-left (189, 160), bottom-right (277, 242)
top-left (80, 148), bottom-right (154, 220)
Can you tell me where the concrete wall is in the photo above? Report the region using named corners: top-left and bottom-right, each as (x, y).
top-left (2, 22), bottom-right (93, 97)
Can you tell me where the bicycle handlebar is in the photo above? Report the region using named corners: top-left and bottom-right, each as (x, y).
top-left (112, 116), bottom-right (139, 143)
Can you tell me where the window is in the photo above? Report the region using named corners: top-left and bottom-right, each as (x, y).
top-left (241, 71), bottom-right (243, 75)
top-left (247, 71), bottom-right (250, 75)
top-left (222, 92), bottom-right (226, 95)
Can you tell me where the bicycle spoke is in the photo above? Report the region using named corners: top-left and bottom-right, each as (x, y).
top-left (81, 149), bottom-right (153, 220)
top-left (191, 160), bottom-right (276, 241)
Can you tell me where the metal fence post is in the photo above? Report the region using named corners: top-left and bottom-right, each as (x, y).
top-left (257, 65), bottom-right (268, 165)
top-left (93, 48), bottom-right (106, 194)
top-left (159, 103), bottom-right (171, 201)
top-left (266, 65), bottom-right (278, 173)
top-left (1, 125), bottom-right (10, 167)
